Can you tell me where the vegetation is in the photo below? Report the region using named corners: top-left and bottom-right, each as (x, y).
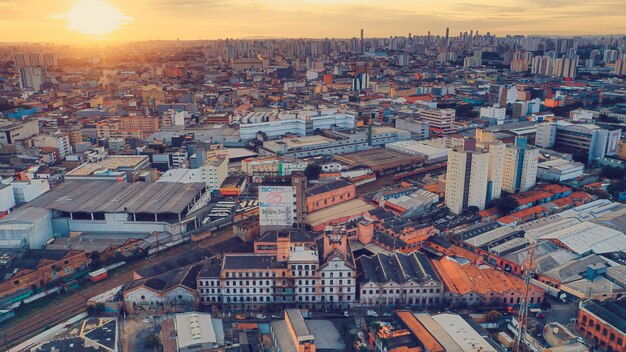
top-left (304, 163), bottom-right (322, 180)
top-left (143, 333), bottom-right (162, 351)
top-left (600, 166), bottom-right (626, 180)
top-left (492, 195), bottom-right (519, 214)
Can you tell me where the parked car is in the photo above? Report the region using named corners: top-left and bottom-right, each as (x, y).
top-left (256, 314), bottom-right (267, 319)
top-left (236, 314), bottom-right (246, 320)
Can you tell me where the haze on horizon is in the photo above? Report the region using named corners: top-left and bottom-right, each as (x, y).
top-left (1, 0), bottom-right (625, 43)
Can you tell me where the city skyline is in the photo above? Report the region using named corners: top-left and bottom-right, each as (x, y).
top-left (1, 0), bottom-right (625, 43)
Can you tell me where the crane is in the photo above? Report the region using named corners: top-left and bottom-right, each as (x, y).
top-left (514, 241), bottom-right (536, 352)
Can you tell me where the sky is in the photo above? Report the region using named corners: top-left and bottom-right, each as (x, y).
top-left (0, 0), bottom-right (625, 43)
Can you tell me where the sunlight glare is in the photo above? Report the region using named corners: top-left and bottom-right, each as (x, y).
top-left (66, 0), bottom-right (131, 35)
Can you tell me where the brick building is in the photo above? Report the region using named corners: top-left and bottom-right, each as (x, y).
top-left (577, 299), bottom-right (626, 352)
top-left (0, 249), bottom-right (89, 300)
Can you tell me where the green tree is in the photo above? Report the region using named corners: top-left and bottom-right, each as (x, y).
top-left (304, 163), bottom-right (322, 180)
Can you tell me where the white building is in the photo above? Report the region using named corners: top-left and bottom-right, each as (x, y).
top-left (0, 184), bottom-right (15, 214)
top-left (171, 313), bottom-right (224, 351)
top-left (537, 158), bottom-right (584, 182)
top-left (569, 109), bottom-right (596, 122)
top-left (158, 155), bottom-right (228, 191)
top-left (18, 66), bottom-right (44, 91)
top-left (394, 118), bottom-right (429, 140)
top-left (385, 140), bottom-right (448, 164)
top-left (445, 140), bottom-right (490, 214)
top-left (238, 109), bottom-right (355, 140)
top-left (10, 179), bottom-right (50, 204)
top-left (479, 104), bottom-right (506, 125)
top-left (241, 156), bottom-right (308, 176)
top-left (0, 207), bottom-right (54, 248)
top-left (32, 131), bottom-right (73, 158)
top-left (260, 127), bottom-right (410, 158)
top-left (502, 138), bottom-right (539, 193)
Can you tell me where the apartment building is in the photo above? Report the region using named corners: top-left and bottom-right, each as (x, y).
top-left (502, 137), bottom-right (539, 193)
top-left (445, 139), bottom-right (490, 214)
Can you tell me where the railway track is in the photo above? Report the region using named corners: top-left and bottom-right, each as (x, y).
top-left (0, 233), bottom-right (227, 350)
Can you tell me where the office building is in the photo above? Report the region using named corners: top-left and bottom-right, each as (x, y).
top-left (419, 108), bottom-right (456, 135)
top-left (445, 139), bottom-right (490, 214)
top-left (536, 122), bottom-right (622, 164)
top-left (502, 137), bottom-right (539, 193)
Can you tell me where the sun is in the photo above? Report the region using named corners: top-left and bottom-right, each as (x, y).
top-left (65, 0), bottom-right (131, 36)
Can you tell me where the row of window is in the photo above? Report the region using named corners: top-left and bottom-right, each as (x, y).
top-left (363, 288), bottom-right (440, 295)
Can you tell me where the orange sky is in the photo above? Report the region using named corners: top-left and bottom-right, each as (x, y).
top-left (1, 0), bottom-right (625, 43)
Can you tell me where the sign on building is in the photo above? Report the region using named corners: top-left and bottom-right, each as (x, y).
top-left (259, 186), bottom-right (294, 227)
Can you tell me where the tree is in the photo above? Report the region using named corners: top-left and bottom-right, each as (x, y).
top-left (143, 334), bottom-right (162, 351)
top-left (486, 310), bottom-right (501, 322)
top-left (304, 163), bottom-right (322, 180)
top-left (600, 166), bottom-right (625, 180)
top-left (492, 196), bottom-right (519, 214)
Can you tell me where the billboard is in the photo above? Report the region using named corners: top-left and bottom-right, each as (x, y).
top-left (259, 186), bottom-right (294, 227)
top-left (606, 129), bottom-right (621, 156)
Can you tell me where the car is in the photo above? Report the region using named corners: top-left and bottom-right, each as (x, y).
top-left (256, 314), bottom-right (267, 319)
top-left (382, 312), bottom-right (392, 317)
top-left (235, 314), bottom-right (246, 320)
top-left (344, 311), bottom-right (350, 317)
top-left (271, 314), bottom-right (282, 319)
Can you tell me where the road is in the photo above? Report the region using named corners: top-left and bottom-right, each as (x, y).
top-left (0, 228), bottom-right (234, 350)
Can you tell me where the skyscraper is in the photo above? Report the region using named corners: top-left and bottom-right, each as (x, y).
top-left (502, 137), bottom-right (539, 193)
top-left (360, 29), bottom-right (364, 53)
top-left (445, 27), bottom-right (449, 45)
top-left (445, 139), bottom-right (490, 215)
top-left (18, 66), bottom-right (44, 91)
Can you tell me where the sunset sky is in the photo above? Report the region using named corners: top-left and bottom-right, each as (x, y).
top-left (1, 0), bottom-right (625, 42)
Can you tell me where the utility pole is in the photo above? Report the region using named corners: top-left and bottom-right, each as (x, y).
top-left (514, 242), bottom-right (536, 352)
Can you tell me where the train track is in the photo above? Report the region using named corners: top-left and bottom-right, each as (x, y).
top-left (0, 233), bottom-right (225, 350)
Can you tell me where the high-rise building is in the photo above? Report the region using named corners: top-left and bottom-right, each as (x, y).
top-left (18, 66), bottom-right (44, 91)
top-left (43, 53), bottom-right (57, 67)
top-left (502, 137), bottom-right (539, 193)
top-left (445, 139), bottom-right (490, 215)
top-left (476, 130), bottom-right (505, 202)
top-left (615, 59), bottom-right (626, 76)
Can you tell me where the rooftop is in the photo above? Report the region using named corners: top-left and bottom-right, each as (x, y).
top-left (66, 155), bottom-right (149, 176)
top-left (27, 180), bottom-right (206, 215)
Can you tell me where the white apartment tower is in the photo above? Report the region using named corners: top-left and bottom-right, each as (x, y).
top-left (502, 137), bottom-right (539, 193)
top-left (445, 139), bottom-right (490, 215)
